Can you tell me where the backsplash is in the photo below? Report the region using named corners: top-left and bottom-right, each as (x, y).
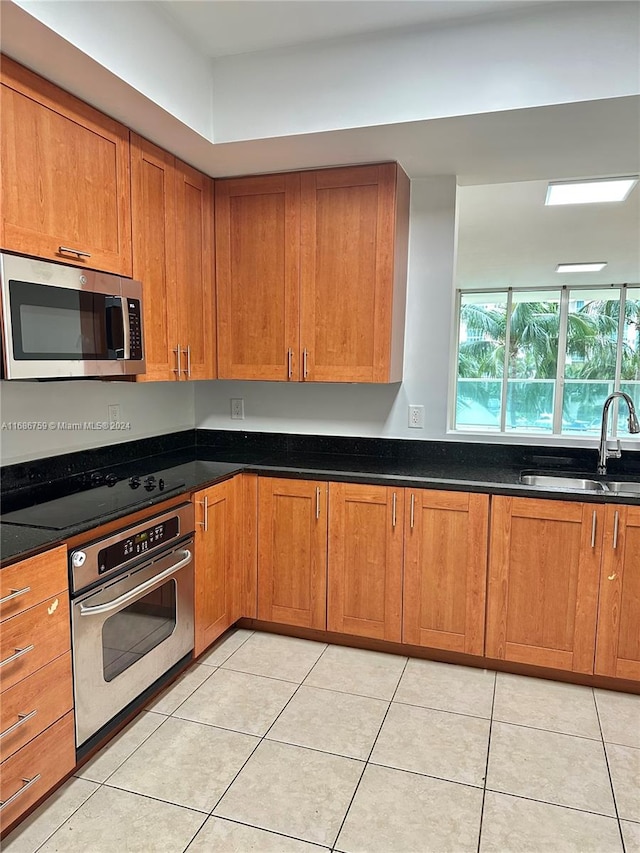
top-left (0, 380), bottom-right (195, 465)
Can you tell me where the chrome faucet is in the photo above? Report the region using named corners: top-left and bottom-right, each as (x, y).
top-left (597, 392), bottom-right (640, 474)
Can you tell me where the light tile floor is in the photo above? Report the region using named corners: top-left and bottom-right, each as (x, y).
top-left (5, 628), bottom-right (639, 853)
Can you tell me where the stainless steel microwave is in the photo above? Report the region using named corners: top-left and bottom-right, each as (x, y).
top-left (0, 253), bottom-right (145, 379)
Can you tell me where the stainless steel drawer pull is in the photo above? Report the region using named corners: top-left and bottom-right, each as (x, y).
top-left (0, 645), bottom-right (34, 669)
top-left (392, 492), bottom-right (397, 528)
top-left (0, 586), bottom-right (31, 606)
top-left (591, 510), bottom-right (597, 548)
top-left (197, 497), bottom-right (209, 531)
top-left (58, 246), bottom-right (91, 258)
top-left (173, 345), bottom-right (182, 377)
top-left (0, 709), bottom-right (38, 741)
top-left (0, 775), bottom-right (41, 811)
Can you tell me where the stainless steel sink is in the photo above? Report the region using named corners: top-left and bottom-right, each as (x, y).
top-left (604, 481), bottom-right (640, 495)
top-left (520, 474), bottom-right (606, 491)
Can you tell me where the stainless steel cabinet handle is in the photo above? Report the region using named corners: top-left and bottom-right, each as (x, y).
top-left (185, 345), bottom-right (191, 378)
top-left (410, 494), bottom-right (415, 530)
top-left (58, 246), bottom-right (91, 258)
top-left (303, 348), bottom-right (308, 379)
top-left (173, 345), bottom-right (182, 378)
top-left (392, 492), bottom-right (397, 528)
top-left (316, 486), bottom-right (321, 519)
top-left (287, 348), bottom-right (293, 380)
top-left (79, 550), bottom-right (192, 616)
top-left (613, 510), bottom-right (619, 549)
top-left (0, 645), bottom-right (34, 669)
top-left (0, 710), bottom-right (38, 741)
top-left (0, 586), bottom-right (31, 606)
top-left (0, 775), bottom-right (41, 812)
top-left (197, 497), bottom-right (208, 531)
top-left (591, 510), bottom-right (597, 548)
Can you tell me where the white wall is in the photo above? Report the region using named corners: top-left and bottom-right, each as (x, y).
top-left (8, 0), bottom-right (215, 140)
top-left (195, 178), bottom-right (457, 440)
top-left (211, 3), bottom-right (640, 142)
top-left (0, 380), bottom-right (195, 465)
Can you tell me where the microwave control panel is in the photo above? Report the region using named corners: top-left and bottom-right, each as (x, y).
top-left (127, 299), bottom-right (143, 360)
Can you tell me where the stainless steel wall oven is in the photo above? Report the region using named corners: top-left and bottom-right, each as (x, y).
top-left (69, 504), bottom-right (194, 754)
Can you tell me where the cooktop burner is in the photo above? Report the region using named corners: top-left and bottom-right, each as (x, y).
top-left (2, 468), bottom-right (186, 530)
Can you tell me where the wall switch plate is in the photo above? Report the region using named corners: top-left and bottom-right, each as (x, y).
top-left (231, 398), bottom-right (245, 419)
top-left (408, 404), bottom-right (425, 428)
top-left (108, 404), bottom-right (121, 426)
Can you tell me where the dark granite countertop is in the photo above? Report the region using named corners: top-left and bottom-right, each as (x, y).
top-left (2, 430), bottom-right (639, 566)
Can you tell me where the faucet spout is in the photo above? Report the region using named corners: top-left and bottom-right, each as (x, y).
top-left (597, 392), bottom-right (640, 475)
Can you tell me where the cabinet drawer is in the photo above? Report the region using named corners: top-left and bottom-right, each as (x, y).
top-left (0, 653), bottom-right (73, 761)
top-left (0, 547), bottom-right (67, 623)
top-left (0, 711), bottom-right (75, 832)
top-left (0, 594), bottom-right (70, 693)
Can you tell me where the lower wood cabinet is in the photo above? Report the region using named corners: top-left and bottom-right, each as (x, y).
top-left (257, 478), bottom-right (328, 630)
top-left (486, 496), bottom-right (603, 674)
top-left (403, 490), bottom-right (489, 655)
top-left (193, 477), bottom-right (242, 656)
top-left (595, 503), bottom-right (640, 680)
top-left (328, 483), bottom-right (403, 641)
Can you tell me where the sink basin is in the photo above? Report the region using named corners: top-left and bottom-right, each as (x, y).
top-left (520, 473), bottom-right (606, 491)
top-left (604, 481), bottom-right (640, 495)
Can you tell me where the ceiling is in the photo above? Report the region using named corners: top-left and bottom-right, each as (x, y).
top-left (158, 0), bottom-right (547, 58)
top-left (456, 179), bottom-right (640, 290)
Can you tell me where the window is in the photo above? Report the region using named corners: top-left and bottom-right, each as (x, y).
top-left (454, 285), bottom-right (640, 437)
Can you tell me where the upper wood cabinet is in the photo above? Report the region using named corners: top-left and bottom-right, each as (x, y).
top-left (1, 57), bottom-right (132, 276)
top-left (403, 489), bottom-right (489, 656)
top-left (216, 173), bottom-right (301, 380)
top-left (131, 134), bottom-right (215, 382)
top-left (328, 482), bottom-right (403, 641)
top-left (193, 477), bottom-right (241, 657)
top-left (257, 477), bottom-right (328, 630)
top-left (486, 496), bottom-right (603, 674)
top-left (595, 503), bottom-right (640, 681)
top-left (300, 164), bottom-right (409, 383)
top-left (215, 162), bottom-right (409, 383)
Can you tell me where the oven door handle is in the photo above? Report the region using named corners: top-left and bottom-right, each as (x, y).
top-left (78, 549), bottom-right (192, 617)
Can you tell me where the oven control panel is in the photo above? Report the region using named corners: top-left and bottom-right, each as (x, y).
top-left (70, 502), bottom-right (194, 595)
top-left (98, 516), bottom-right (179, 574)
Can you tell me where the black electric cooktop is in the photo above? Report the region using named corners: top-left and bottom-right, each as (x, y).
top-left (2, 469), bottom-right (186, 530)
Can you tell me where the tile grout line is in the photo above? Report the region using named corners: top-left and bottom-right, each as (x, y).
top-left (329, 655), bottom-right (410, 852)
top-left (476, 671), bottom-right (498, 853)
top-left (30, 781), bottom-right (103, 853)
top-left (180, 640), bottom-right (335, 852)
top-left (593, 689), bottom-right (627, 853)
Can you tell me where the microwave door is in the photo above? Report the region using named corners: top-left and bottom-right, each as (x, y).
top-left (105, 296), bottom-right (127, 360)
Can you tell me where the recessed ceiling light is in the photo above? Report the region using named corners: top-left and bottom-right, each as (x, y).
top-left (545, 177), bottom-right (638, 205)
top-left (556, 262), bottom-right (608, 273)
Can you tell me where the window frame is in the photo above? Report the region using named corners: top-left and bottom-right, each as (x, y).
top-left (449, 283), bottom-right (637, 439)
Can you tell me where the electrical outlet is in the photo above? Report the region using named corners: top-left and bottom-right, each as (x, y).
top-left (108, 404), bottom-right (121, 426)
top-left (231, 398), bottom-right (245, 420)
top-left (408, 404), bottom-right (425, 429)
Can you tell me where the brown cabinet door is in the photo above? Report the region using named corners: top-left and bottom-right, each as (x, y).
top-left (258, 478), bottom-right (328, 629)
top-left (300, 163), bottom-right (408, 383)
top-left (328, 483), bottom-right (403, 641)
top-left (403, 490), bottom-right (489, 655)
top-left (131, 134), bottom-right (179, 382)
top-left (1, 57), bottom-right (132, 275)
top-left (215, 174), bottom-right (301, 380)
top-left (595, 504), bottom-right (640, 681)
top-left (176, 160), bottom-right (216, 380)
top-left (194, 478), bottom-right (241, 656)
top-left (486, 496), bottom-right (602, 673)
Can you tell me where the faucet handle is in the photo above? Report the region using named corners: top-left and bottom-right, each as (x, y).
top-left (608, 439), bottom-right (622, 461)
